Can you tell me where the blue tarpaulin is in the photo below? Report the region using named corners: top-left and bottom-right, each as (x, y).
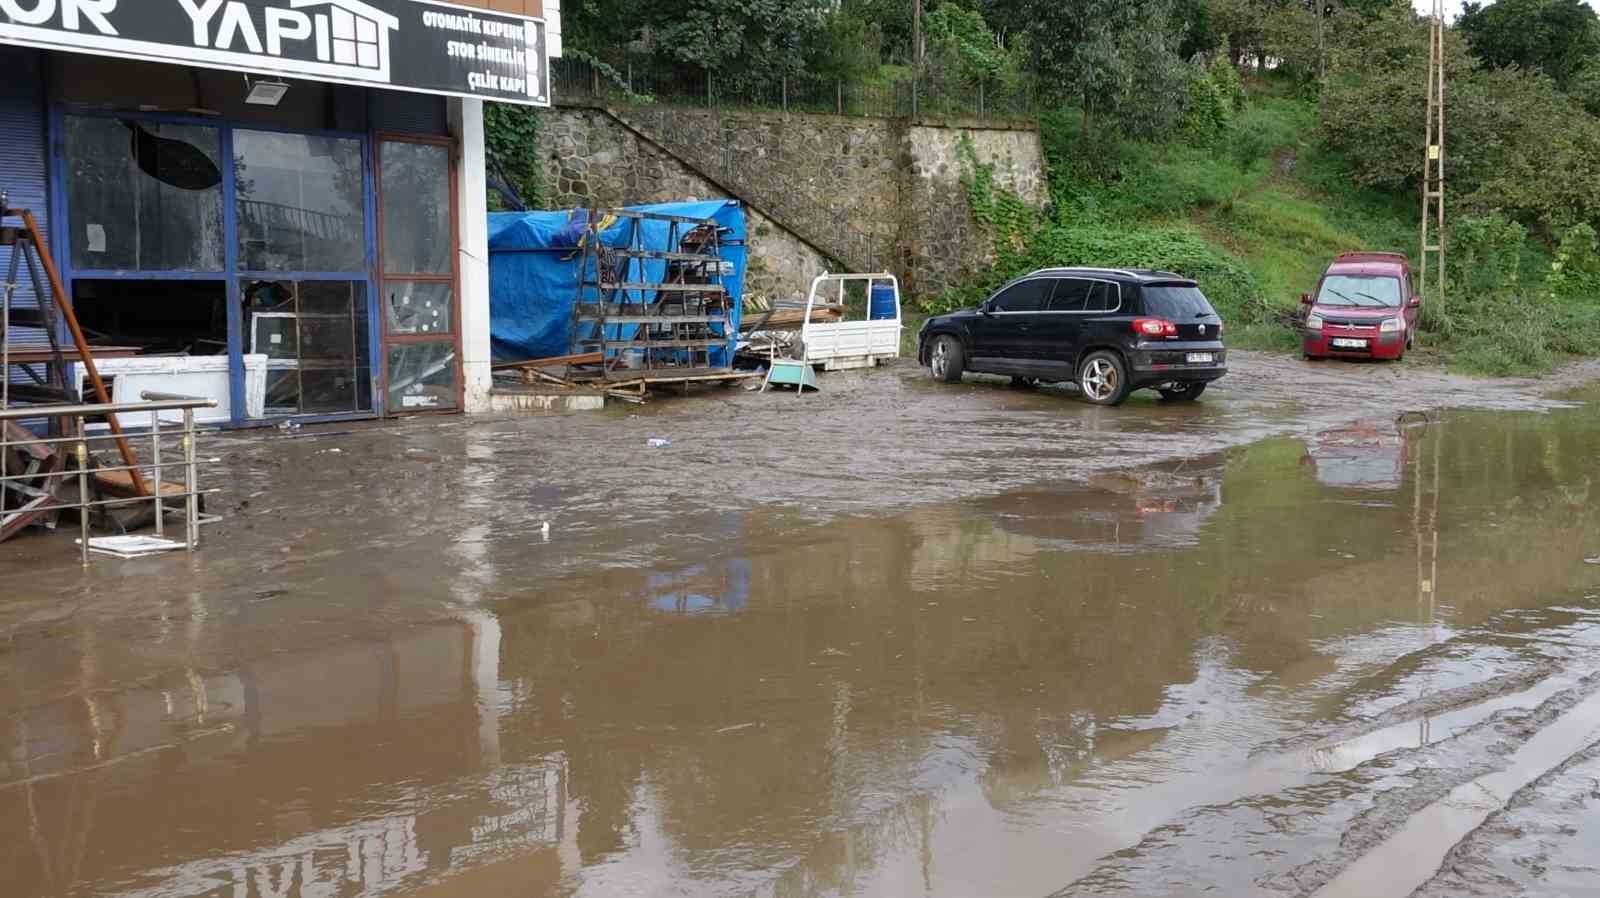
top-left (488, 201), bottom-right (746, 365)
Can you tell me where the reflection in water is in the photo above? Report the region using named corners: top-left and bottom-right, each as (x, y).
top-left (647, 560), bottom-right (752, 616)
top-left (1304, 419), bottom-right (1418, 491)
top-left (4, 404), bottom-right (1600, 898)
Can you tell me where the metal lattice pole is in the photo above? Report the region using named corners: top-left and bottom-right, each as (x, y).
top-left (1419, 0), bottom-right (1447, 328)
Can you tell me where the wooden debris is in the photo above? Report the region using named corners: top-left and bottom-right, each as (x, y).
top-left (491, 351), bottom-right (604, 371)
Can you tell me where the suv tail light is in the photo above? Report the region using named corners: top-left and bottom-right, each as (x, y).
top-left (1133, 318), bottom-right (1179, 337)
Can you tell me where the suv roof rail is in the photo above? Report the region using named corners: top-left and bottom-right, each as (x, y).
top-left (1038, 266), bottom-right (1141, 278)
top-left (1335, 251), bottom-right (1409, 264)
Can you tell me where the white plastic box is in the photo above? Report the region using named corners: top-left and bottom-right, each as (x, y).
top-left (78, 355), bottom-right (268, 429)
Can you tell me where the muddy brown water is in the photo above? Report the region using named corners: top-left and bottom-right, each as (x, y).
top-left (2, 353), bottom-right (1600, 897)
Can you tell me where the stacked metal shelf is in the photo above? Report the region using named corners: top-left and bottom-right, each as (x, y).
top-left (570, 209), bottom-right (746, 391)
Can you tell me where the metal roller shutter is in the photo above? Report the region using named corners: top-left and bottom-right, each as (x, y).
top-left (0, 45), bottom-right (50, 366)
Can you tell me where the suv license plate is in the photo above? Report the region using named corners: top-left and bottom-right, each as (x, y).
top-left (1331, 338), bottom-right (1368, 349)
top-left (1186, 352), bottom-right (1214, 364)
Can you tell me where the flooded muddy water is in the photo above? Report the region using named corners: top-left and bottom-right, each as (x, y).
top-left (3, 359), bottom-right (1600, 897)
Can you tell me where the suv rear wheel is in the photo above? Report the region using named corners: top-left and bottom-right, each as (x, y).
top-left (1078, 351), bottom-right (1131, 406)
top-left (930, 335), bottom-right (964, 384)
top-left (1159, 382), bottom-right (1207, 402)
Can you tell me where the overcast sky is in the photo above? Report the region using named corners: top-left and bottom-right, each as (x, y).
top-left (1412, 0), bottom-right (1600, 18)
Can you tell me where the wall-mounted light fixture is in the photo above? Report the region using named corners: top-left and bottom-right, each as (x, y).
top-left (243, 75), bottom-right (290, 107)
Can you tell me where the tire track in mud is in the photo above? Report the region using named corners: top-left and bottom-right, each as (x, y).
top-left (1257, 607), bottom-right (1600, 758)
top-left (1410, 741), bottom-right (1600, 898)
top-left (1309, 683), bottom-right (1600, 898)
top-left (1047, 674), bottom-right (1600, 898)
top-left (1041, 601), bottom-right (1600, 898)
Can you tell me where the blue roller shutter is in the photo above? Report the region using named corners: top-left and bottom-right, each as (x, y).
top-left (0, 45), bottom-right (50, 372)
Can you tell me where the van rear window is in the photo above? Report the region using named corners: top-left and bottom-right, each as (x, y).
top-left (1142, 285), bottom-right (1218, 320)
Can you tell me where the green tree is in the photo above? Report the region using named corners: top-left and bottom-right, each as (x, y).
top-left (923, 2), bottom-right (1026, 89)
top-left (1012, 0), bottom-right (1193, 138)
top-left (1459, 0), bottom-right (1600, 89)
top-left (1205, 0), bottom-right (1267, 67)
top-left (650, 0), bottom-right (832, 87)
top-left (1320, 4), bottom-right (1600, 233)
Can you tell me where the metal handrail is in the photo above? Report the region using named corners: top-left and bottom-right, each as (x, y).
top-left (0, 396), bottom-right (216, 421)
top-left (1, 392), bottom-right (217, 562)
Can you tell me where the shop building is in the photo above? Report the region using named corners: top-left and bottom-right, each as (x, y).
top-left (1, 0), bottom-right (558, 421)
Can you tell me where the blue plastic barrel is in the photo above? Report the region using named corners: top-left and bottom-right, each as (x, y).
top-left (869, 283), bottom-right (898, 320)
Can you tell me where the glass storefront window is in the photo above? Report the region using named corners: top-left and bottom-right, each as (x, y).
top-left (244, 279), bottom-right (372, 417)
top-left (64, 116), bottom-right (224, 271)
top-left (385, 282), bottom-right (453, 335)
top-left (235, 130), bottom-right (367, 272)
top-left (381, 142), bottom-right (451, 274)
top-left (387, 341), bottom-right (458, 412)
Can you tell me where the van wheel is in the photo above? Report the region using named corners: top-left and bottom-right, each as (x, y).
top-left (1078, 351), bottom-right (1131, 406)
top-left (929, 335), bottom-right (964, 384)
top-left (1159, 382), bottom-right (1207, 402)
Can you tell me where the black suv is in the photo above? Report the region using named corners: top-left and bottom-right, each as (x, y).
top-left (917, 268), bottom-right (1228, 406)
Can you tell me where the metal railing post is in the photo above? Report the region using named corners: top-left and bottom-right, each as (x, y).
top-left (183, 408), bottom-right (197, 551)
top-left (836, 80), bottom-right (843, 115)
top-left (76, 421), bottom-right (88, 565)
top-left (150, 409), bottom-right (163, 538)
top-left (782, 75), bottom-right (788, 115)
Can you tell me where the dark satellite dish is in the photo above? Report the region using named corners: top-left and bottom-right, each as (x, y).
top-left (122, 120), bottom-right (221, 191)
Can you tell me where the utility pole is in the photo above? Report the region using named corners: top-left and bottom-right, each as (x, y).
top-left (1420, 0), bottom-right (1447, 320)
top-left (912, 0), bottom-right (923, 68)
top-left (1317, 3), bottom-right (1325, 83)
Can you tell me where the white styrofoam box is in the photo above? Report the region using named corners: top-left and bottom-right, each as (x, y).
top-left (78, 355), bottom-right (267, 429)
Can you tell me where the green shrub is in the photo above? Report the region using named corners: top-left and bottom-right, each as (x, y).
top-left (1546, 223), bottom-right (1600, 301)
top-left (1450, 213), bottom-right (1528, 298)
top-left (1182, 73), bottom-right (1232, 146)
top-left (1209, 49), bottom-right (1247, 113)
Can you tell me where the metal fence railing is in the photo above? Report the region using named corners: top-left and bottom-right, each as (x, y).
top-left (1, 393), bottom-right (217, 563)
top-left (551, 57), bottom-right (1039, 123)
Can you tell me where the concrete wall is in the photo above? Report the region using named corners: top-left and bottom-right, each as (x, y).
top-left (899, 123), bottom-right (1048, 297)
top-left (538, 105), bottom-right (1045, 302)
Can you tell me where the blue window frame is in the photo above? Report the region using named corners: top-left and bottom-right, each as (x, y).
top-left (48, 105), bottom-right (382, 425)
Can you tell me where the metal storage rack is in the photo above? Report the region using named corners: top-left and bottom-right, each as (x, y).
top-left (570, 209), bottom-right (741, 390)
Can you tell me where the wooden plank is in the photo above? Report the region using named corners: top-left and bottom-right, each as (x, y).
top-left (491, 352), bottom-right (604, 371)
top-left (609, 249), bottom-right (722, 263)
top-left (602, 339), bottom-right (726, 350)
top-left (605, 209), bottom-right (718, 225)
top-left (94, 469), bottom-right (187, 499)
top-left (583, 316), bottom-right (722, 326)
top-left (597, 283), bottom-right (725, 294)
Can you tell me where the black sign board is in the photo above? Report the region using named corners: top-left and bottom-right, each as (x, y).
top-left (0, 0), bottom-right (549, 106)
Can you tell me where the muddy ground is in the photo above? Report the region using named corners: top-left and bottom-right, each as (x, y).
top-left (3, 350), bottom-right (1600, 898)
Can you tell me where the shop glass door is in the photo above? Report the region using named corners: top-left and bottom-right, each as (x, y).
top-left (378, 138), bottom-right (460, 414)
top-left (234, 129), bottom-right (374, 419)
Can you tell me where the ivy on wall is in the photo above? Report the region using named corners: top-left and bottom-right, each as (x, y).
top-left (484, 102), bottom-right (545, 211)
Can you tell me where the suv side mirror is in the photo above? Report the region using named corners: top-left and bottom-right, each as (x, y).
top-left (980, 300), bottom-right (995, 315)
top-left (1300, 293), bottom-right (1314, 305)
top-left (1408, 297), bottom-right (1422, 308)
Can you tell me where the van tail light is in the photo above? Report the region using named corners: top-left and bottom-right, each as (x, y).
top-left (1133, 318), bottom-right (1179, 337)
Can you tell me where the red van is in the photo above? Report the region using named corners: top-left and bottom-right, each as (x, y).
top-left (1301, 252), bottom-right (1420, 361)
